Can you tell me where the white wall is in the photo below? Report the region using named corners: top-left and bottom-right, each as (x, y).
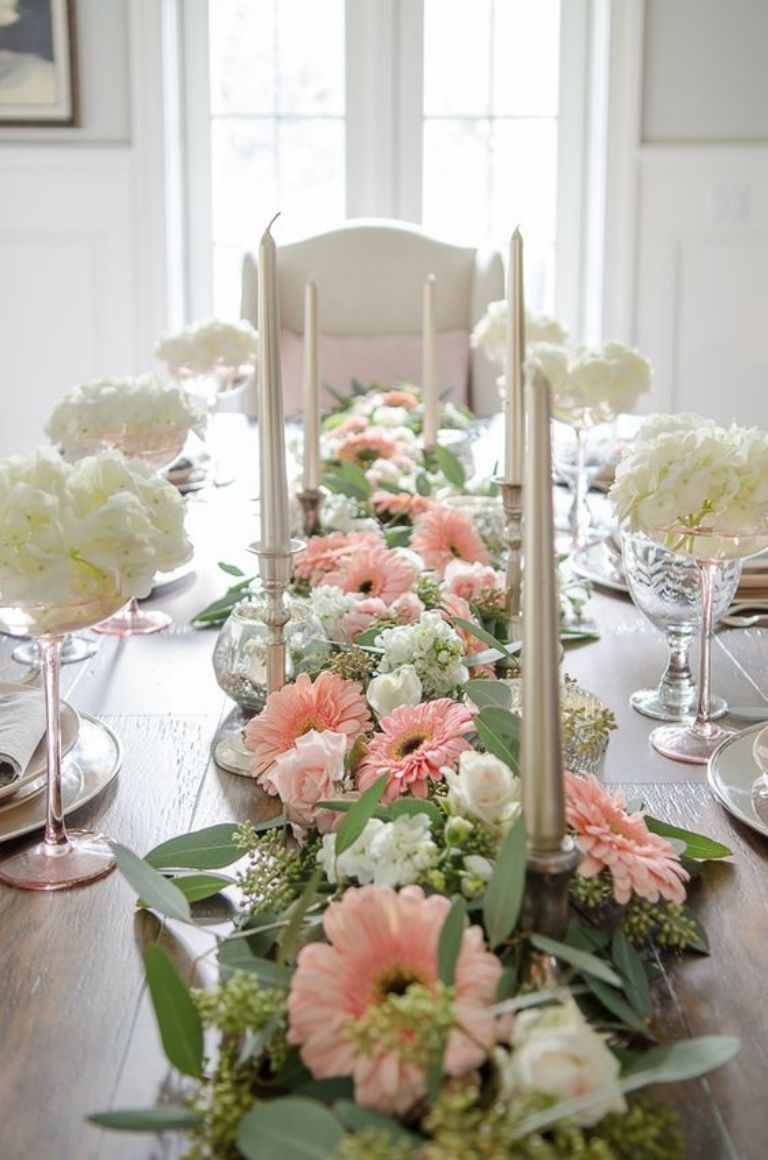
top-left (0, 0), bottom-right (172, 456)
top-left (604, 0), bottom-right (768, 427)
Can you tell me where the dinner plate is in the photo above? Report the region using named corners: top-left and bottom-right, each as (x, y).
top-left (707, 722), bottom-right (768, 840)
top-left (571, 540), bottom-right (629, 594)
top-left (0, 714), bottom-right (122, 844)
top-left (0, 687), bottom-right (80, 802)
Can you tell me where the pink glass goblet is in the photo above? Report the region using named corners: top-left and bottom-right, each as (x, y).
top-left (0, 590), bottom-right (126, 890)
top-left (649, 524), bottom-right (768, 765)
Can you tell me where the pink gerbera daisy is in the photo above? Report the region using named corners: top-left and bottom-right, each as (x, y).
top-left (287, 884), bottom-right (502, 1116)
top-left (381, 389), bottom-right (419, 409)
top-left (357, 699), bottom-right (473, 802)
top-left (324, 546), bottom-right (420, 605)
top-left (411, 506), bottom-right (490, 576)
top-left (565, 773), bottom-right (689, 905)
top-left (371, 490), bottom-right (435, 520)
top-left (244, 672), bottom-right (371, 781)
top-left (336, 431), bottom-right (399, 465)
top-left (294, 530), bottom-right (383, 585)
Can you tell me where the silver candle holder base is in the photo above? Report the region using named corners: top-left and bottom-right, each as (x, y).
top-left (247, 538), bottom-right (304, 699)
top-left (297, 489), bottom-right (323, 538)
top-left (495, 477), bottom-right (524, 673)
top-left (523, 836), bottom-right (580, 985)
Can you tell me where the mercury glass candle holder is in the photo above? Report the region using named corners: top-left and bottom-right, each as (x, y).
top-left (503, 677), bottom-right (616, 776)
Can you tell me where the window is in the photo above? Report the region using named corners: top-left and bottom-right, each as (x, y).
top-left (186, 0), bottom-right (593, 324)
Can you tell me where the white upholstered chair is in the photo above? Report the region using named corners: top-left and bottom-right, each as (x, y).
top-left (241, 218), bottom-right (505, 417)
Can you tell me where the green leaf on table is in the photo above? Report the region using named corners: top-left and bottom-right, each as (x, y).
top-left (334, 773), bottom-right (389, 858)
top-left (218, 561), bottom-right (245, 577)
top-left (560, 624), bottom-right (601, 642)
top-left (611, 930), bottom-right (652, 1019)
top-left (583, 975), bottom-right (654, 1038)
top-left (277, 869), bottom-right (322, 967)
top-left (530, 934), bottom-right (622, 988)
top-left (338, 460), bottom-right (371, 496)
top-left (166, 873), bottom-right (234, 903)
top-left (451, 616), bottom-right (514, 657)
top-left (465, 679), bottom-right (512, 711)
top-left (115, 845), bottom-right (191, 923)
top-left (483, 815), bottom-right (526, 947)
top-left (620, 1036), bottom-right (740, 1092)
top-left (384, 525), bottom-right (413, 549)
top-left (438, 896), bottom-right (467, 986)
top-left (644, 817), bottom-right (733, 861)
top-left (145, 824), bottom-right (242, 871)
top-left (143, 945), bottom-right (204, 1078)
top-left (474, 706), bottom-right (520, 773)
top-left (237, 1098), bottom-right (344, 1160)
top-left (333, 1101), bottom-right (419, 1144)
top-left (87, 1106), bottom-right (202, 1133)
top-left (433, 444), bottom-right (466, 488)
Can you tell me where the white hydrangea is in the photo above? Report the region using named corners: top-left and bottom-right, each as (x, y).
top-left (529, 339), bottom-right (651, 424)
top-left (375, 610), bottom-right (467, 698)
top-left (317, 813), bottom-right (437, 887)
top-left (610, 413), bottom-right (768, 540)
top-left (45, 375), bottom-right (206, 461)
top-left (309, 584), bottom-right (357, 643)
top-left (471, 299), bottom-right (569, 365)
top-left (154, 317), bottom-right (259, 375)
top-left (320, 492), bottom-right (378, 534)
top-left (0, 448), bottom-right (192, 605)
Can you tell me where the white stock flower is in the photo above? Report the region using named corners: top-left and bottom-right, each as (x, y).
top-left (154, 317), bottom-right (259, 375)
top-left (445, 750), bottom-right (521, 832)
top-left (498, 998), bottom-right (626, 1127)
top-left (317, 813), bottom-right (437, 888)
top-left (308, 584), bottom-right (357, 643)
top-left (375, 610), bottom-right (467, 698)
top-left (366, 665), bottom-right (423, 716)
top-left (371, 405), bottom-right (409, 428)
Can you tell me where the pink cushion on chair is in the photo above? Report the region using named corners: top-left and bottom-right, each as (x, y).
top-left (279, 330), bottom-right (470, 416)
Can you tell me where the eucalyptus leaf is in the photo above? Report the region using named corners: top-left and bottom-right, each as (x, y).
top-left (611, 930), bottom-right (652, 1019)
top-left (583, 975), bottom-right (654, 1038)
top-left (529, 934), bottom-right (622, 988)
top-left (219, 939), bottom-right (291, 989)
top-left (115, 845), bottom-right (191, 924)
top-left (465, 679), bottom-right (512, 711)
top-left (237, 1098), bottom-right (344, 1160)
top-left (434, 444), bottom-right (466, 488)
top-left (415, 472), bottom-right (432, 497)
top-left (620, 1036), bottom-right (740, 1091)
top-left (644, 817), bottom-right (733, 861)
top-left (387, 798), bottom-right (443, 827)
top-left (158, 873), bottom-right (233, 904)
top-left (474, 707), bottom-right (520, 774)
top-left (451, 616), bottom-right (513, 656)
top-left (334, 774), bottom-right (389, 858)
top-left (143, 945), bottom-right (204, 1078)
top-left (333, 1101), bottom-right (419, 1143)
top-left (87, 1106), bottom-right (201, 1132)
top-left (438, 896), bottom-right (467, 986)
top-left (384, 526), bottom-right (413, 549)
top-left (218, 561), bottom-right (245, 577)
top-left (277, 869), bottom-right (321, 967)
top-left (144, 825), bottom-right (242, 871)
top-left (339, 460), bottom-right (371, 496)
top-left (322, 473), bottom-right (368, 500)
top-left (483, 815), bottom-right (526, 947)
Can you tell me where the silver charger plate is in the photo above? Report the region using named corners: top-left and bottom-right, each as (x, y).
top-left (707, 722), bottom-right (768, 839)
top-left (571, 540), bottom-right (629, 595)
top-left (0, 684), bottom-right (80, 802)
top-left (0, 714), bottom-right (122, 844)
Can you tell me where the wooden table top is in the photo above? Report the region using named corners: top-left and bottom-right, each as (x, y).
top-left (0, 440), bottom-right (766, 1160)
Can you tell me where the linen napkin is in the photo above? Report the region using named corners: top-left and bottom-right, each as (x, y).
top-left (0, 688), bottom-right (46, 787)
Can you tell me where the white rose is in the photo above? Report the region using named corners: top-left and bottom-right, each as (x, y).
top-left (500, 999), bottom-right (626, 1127)
top-left (445, 750), bottom-right (520, 831)
top-left (367, 665), bottom-right (423, 716)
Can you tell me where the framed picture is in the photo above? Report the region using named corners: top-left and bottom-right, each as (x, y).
top-left (0, 0), bottom-right (78, 126)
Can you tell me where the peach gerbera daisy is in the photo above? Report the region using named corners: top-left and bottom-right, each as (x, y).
top-left (357, 699), bottom-right (473, 802)
top-left (381, 389), bottom-right (419, 409)
top-left (371, 490), bottom-right (435, 520)
top-left (324, 546), bottom-right (420, 605)
top-left (244, 672), bottom-right (371, 781)
top-left (336, 431), bottom-right (399, 465)
top-left (411, 506), bottom-right (490, 576)
top-left (565, 773), bottom-right (689, 905)
top-left (287, 884), bottom-right (502, 1115)
top-left (294, 530), bottom-right (383, 585)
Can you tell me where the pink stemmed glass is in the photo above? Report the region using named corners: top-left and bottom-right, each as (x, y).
top-left (649, 524), bottom-right (768, 764)
top-left (0, 590), bottom-right (126, 890)
top-left (92, 437), bottom-right (187, 637)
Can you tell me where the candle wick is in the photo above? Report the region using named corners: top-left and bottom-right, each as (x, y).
top-left (266, 211), bottom-right (281, 235)
top-left (512, 224), bottom-right (522, 240)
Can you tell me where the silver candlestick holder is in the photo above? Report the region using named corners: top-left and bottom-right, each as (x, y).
top-left (297, 489), bottom-right (323, 538)
top-left (248, 538), bottom-right (304, 697)
top-left (496, 478), bottom-right (524, 672)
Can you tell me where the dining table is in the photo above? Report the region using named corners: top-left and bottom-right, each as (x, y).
top-left (0, 416), bottom-right (767, 1160)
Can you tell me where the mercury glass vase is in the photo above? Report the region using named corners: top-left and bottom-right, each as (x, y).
top-left (622, 531), bottom-right (741, 722)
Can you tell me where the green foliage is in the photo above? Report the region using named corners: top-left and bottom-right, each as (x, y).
top-left (87, 1107), bottom-right (201, 1133)
top-left (643, 817), bottom-right (732, 861)
top-left (482, 815), bottom-right (526, 946)
top-left (237, 1098), bottom-right (345, 1160)
top-left (437, 896), bottom-right (467, 986)
top-left (334, 773), bottom-right (388, 858)
top-left (474, 706), bottom-right (520, 773)
top-left (433, 444), bottom-right (466, 488)
top-left (144, 945), bottom-right (204, 1078)
top-left (529, 934), bottom-right (622, 988)
top-left (114, 844), bottom-right (191, 923)
top-left (145, 824), bottom-right (243, 871)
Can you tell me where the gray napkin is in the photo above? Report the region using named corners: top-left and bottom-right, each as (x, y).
top-left (0, 689), bottom-right (46, 787)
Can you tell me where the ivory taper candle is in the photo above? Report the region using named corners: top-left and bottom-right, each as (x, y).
top-left (302, 278), bottom-right (320, 491)
top-left (258, 215), bottom-right (290, 552)
top-left (505, 227), bottom-right (525, 484)
top-left (521, 365), bottom-right (566, 852)
top-left (422, 274), bottom-right (438, 446)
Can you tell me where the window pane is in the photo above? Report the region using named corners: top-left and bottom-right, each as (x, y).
top-left (489, 118), bottom-right (558, 242)
top-left (422, 119), bottom-right (491, 242)
top-left (423, 0), bottom-right (492, 116)
top-left (211, 119), bottom-right (278, 246)
top-left (275, 0), bottom-right (344, 115)
top-left (276, 119), bottom-right (345, 232)
top-left (210, 0), bottom-right (276, 115)
top-left (213, 243), bottom-right (248, 319)
top-left (492, 0), bottom-right (560, 116)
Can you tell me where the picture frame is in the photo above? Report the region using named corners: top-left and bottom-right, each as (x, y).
top-left (0, 0), bottom-right (78, 127)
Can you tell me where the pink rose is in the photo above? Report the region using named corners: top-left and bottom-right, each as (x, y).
top-left (390, 591), bottom-right (424, 624)
top-left (340, 597), bottom-right (389, 642)
top-left (443, 559), bottom-right (503, 603)
top-left (265, 729), bottom-right (347, 841)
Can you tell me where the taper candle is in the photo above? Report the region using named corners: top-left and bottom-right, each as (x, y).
top-left (505, 227), bottom-right (525, 484)
top-left (302, 279), bottom-right (320, 491)
top-left (258, 215), bottom-right (290, 552)
top-left (422, 274), bottom-right (438, 446)
top-left (521, 365), bottom-right (566, 852)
